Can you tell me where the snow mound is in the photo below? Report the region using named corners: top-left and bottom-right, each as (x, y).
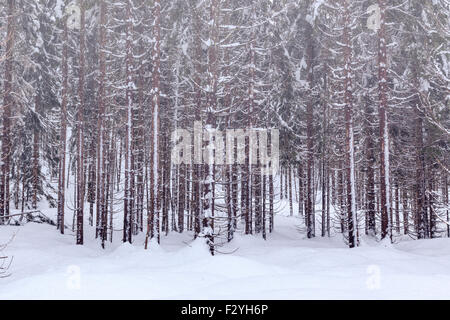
top-left (1, 216), bottom-right (450, 299)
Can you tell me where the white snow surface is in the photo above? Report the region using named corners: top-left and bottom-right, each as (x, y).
top-left (1, 215), bottom-right (450, 300)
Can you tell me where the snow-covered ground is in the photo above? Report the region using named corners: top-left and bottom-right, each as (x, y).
top-left (1, 215), bottom-right (450, 300)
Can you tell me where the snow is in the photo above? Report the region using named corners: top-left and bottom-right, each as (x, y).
top-left (1, 215), bottom-right (450, 299)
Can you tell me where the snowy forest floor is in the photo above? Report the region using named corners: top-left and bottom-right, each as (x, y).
top-left (1, 214), bottom-right (450, 299)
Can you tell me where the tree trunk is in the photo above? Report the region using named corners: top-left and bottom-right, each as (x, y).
top-left (0, 0), bottom-right (15, 224)
top-left (145, 0), bottom-right (161, 248)
top-left (378, 0), bottom-right (391, 241)
top-left (76, 0), bottom-right (86, 245)
top-left (57, 13), bottom-right (68, 234)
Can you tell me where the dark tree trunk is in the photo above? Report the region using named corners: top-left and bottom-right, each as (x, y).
top-left (76, 1), bottom-right (86, 245)
top-left (0, 0), bottom-right (15, 224)
top-left (378, 0), bottom-right (391, 241)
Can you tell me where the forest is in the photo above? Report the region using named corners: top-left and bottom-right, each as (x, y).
top-left (0, 0), bottom-right (448, 261)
